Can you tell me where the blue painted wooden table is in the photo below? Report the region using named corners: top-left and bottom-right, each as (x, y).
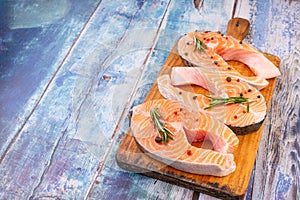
top-left (0, 0), bottom-right (299, 199)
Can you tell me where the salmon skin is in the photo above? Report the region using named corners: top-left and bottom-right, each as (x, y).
top-left (131, 99), bottom-right (239, 176)
top-left (158, 69), bottom-right (267, 134)
top-left (177, 31), bottom-right (280, 85)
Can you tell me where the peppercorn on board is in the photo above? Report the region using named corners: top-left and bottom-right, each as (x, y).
top-left (116, 41), bottom-right (280, 199)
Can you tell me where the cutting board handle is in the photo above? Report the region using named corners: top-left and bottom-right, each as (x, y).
top-left (226, 18), bottom-right (250, 41)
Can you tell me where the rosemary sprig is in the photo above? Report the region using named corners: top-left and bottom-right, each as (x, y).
top-left (193, 34), bottom-right (207, 52)
top-left (150, 108), bottom-right (175, 144)
top-left (204, 96), bottom-right (251, 111)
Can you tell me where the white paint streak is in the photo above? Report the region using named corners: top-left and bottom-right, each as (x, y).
top-left (9, 0), bottom-right (71, 29)
top-left (234, 0), bottom-right (251, 20)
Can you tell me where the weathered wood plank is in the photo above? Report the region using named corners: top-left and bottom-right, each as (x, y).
top-left (133, 0), bottom-right (236, 106)
top-left (0, 0), bottom-right (101, 157)
top-left (87, 125), bottom-right (195, 200)
top-left (0, 0), bottom-right (180, 199)
top-left (254, 51), bottom-right (300, 199)
top-left (88, 0), bottom-right (236, 199)
top-left (1, 0), bottom-right (297, 199)
top-left (234, 0), bottom-right (300, 199)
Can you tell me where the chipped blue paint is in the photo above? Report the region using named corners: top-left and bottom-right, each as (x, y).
top-left (96, 168), bottom-right (150, 200)
top-left (0, 0), bottom-right (172, 199)
top-left (0, 0), bottom-right (101, 156)
top-left (55, 71), bottom-right (77, 87)
top-left (249, 0), bottom-right (270, 52)
top-left (7, 0), bottom-right (71, 29)
top-left (247, 1), bottom-right (300, 199)
top-left (250, 0), bottom-right (300, 57)
top-left (115, 11), bottom-right (135, 21)
top-left (30, 137), bottom-right (101, 198)
top-left (0, 0), bottom-right (299, 199)
top-left (98, 71), bottom-right (126, 87)
top-left (275, 168), bottom-right (292, 200)
top-left (136, 0), bottom-right (146, 9)
top-left (88, 125), bottom-right (193, 200)
top-left (131, 83), bottom-right (154, 107)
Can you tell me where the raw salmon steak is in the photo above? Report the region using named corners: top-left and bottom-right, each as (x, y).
top-left (158, 69), bottom-right (267, 134)
top-left (131, 99), bottom-right (239, 176)
top-left (177, 31), bottom-right (280, 84)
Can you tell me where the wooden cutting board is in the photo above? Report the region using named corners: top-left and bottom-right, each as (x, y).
top-left (116, 34), bottom-right (280, 199)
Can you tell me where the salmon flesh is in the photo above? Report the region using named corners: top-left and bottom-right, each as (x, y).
top-left (131, 99), bottom-right (239, 176)
top-left (158, 70), bottom-right (267, 135)
top-left (177, 31), bottom-right (280, 84)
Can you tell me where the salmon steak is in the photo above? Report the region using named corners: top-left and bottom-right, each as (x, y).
top-left (177, 31), bottom-right (280, 88)
top-left (158, 68), bottom-right (267, 134)
top-left (131, 99), bottom-right (239, 176)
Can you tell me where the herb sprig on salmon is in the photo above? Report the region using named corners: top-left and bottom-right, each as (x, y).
top-left (150, 108), bottom-right (175, 144)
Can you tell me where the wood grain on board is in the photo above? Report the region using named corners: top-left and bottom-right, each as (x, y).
top-left (116, 43), bottom-right (280, 199)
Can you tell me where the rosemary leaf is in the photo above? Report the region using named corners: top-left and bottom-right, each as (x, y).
top-left (193, 34), bottom-right (207, 52)
top-left (150, 108), bottom-right (175, 144)
top-left (204, 96), bottom-right (251, 110)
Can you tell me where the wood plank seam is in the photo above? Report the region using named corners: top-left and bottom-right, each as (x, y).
top-left (0, 1), bottom-right (103, 165)
top-left (0, 1), bottom-right (104, 198)
top-left (83, 1), bottom-right (175, 199)
top-left (247, 88), bottom-right (277, 200)
top-left (97, 4), bottom-right (138, 76)
top-left (231, 0), bottom-right (240, 19)
top-left (193, 0), bottom-right (204, 10)
top-left (110, 0), bottom-right (173, 140)
top-left (82, 6), bottom-right (150, 199)
top-left (28, 125), bottom-right (69, 199)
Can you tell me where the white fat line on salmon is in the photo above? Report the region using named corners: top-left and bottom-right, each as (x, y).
top-left (178, 32), bottom-right (280, 81)
top-left (157, 75), bottom-right (202, 111)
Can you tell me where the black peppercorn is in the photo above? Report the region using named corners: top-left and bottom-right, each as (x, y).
top-left (155, 137), bottom-right (162, 143)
